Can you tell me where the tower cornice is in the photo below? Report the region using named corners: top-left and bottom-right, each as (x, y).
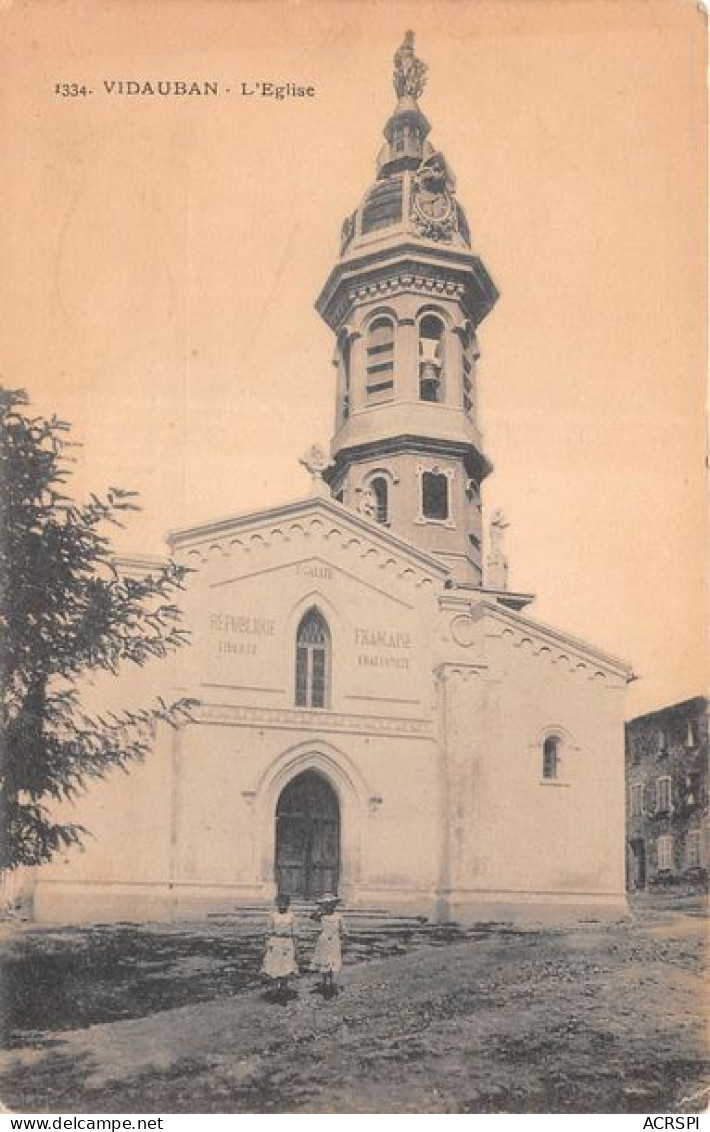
top-left (326, 434), bottom-right (493, 485)
top-left (316, 243), bottom-right (498, 332)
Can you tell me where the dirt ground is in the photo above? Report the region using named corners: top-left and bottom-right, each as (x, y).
top-left (0, 899), bottom-right (707, 1114)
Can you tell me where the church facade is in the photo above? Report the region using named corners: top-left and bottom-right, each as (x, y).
top-left (32, 35), bottom-right (633, 925)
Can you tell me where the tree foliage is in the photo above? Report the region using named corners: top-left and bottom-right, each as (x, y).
top-left (0, 387), bottom-right (195, 870)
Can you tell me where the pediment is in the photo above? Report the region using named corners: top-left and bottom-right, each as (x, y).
top-left (211, 555), bottom-right (417, 610)
top-left (167, 494), bottom-right (449, 596)
top-left (170, 497), bottom-right (442, 709)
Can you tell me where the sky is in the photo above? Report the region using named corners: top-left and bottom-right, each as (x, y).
top-left (1, 0), bottom-right (707, 718)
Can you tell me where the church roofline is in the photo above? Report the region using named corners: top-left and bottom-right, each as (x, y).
top-left (166, 492), bottom-right (451, 579)
top-left (468, 597), bottom-right (636, 682)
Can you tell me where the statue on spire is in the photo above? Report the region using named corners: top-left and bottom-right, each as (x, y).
top-left (393, 31), bottom-right (428, 101)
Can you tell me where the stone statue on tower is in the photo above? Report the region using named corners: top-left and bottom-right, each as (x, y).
top-left (299, 444), bottom-right (331, 497)
top-left (393, 30), bottom-right (428, 100)
top-left (486, 508), bottom-right (510, 591)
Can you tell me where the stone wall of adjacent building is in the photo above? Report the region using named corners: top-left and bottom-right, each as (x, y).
top-left (625, 696), bottom-right (708, 892)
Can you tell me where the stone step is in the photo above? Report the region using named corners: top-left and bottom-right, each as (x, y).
top-left (209, 905), bottom-right (429, 929)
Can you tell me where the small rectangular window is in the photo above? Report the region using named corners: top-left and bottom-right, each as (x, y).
top-left (630, 782), bottom-right (643, 817)
top-left (657, 834), bottom-right (674, 871)
top-left (422, 471), bottom-right (449, 521)
top-left (685, 829), bottom-right (701, 868)
top-left (656, 776), bottom-right (672, 813)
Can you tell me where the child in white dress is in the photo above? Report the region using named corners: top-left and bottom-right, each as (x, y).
top-left (311, 893), bottom-right (345, 997)
top-left (261, 893), bottom-right (298, 998)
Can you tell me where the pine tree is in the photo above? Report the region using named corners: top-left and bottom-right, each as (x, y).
top-left (0, 387), bottom-right (195, 870)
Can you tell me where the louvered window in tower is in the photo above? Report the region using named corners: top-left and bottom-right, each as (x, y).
top-left (295, 609), bottom-right (331, 709)
top-left (366, 317), bottom-right (395, 400)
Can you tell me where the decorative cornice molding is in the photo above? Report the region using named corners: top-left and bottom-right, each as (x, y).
top-left (332, 270), bottom-right (466, 329)
top-left (463, 598), bottom-right (634, 683)
top-left (167, 495), bottom-right (449, 589)
top-left (330, 434), bottom-right (492, 483)
top-left (195, 702), bottom-right (434, 738)
top-left (316, 243), bottom-right (499, 332)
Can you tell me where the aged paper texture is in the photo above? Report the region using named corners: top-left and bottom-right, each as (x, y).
top-left (0, 0), bottom-right (707, 1116)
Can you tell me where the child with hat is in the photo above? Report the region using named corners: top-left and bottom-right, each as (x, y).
top-left (311, 893), bottom-right (345, 997)
top-left (261, 893), bottom-right (299, 999)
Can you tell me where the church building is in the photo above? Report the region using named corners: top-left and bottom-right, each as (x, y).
top-left (32, 35), bottom-right (634, 925)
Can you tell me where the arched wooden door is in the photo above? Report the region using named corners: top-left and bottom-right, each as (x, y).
top-left (275, 771), bottom-right (340, 898)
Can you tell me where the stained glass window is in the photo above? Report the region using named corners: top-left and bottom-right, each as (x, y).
top-left (295, 609), bottom-right (330, 708)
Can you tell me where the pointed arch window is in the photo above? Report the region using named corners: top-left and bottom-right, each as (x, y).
top-left (370, 477), bottom-right (389, 524)
top-left (295, 608), bottom-right (331, 709)
top-left (419, 314), bottom-right (444, 402)
top-left (366, 316), bottom-right (395, 400)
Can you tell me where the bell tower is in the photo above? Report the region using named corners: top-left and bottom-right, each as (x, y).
top-left (316, 32), bottom-right (499, 584)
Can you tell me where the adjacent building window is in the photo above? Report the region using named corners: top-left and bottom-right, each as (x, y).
top-left (684, 771), bottom-right (700, 809)
top-left (366, 316), bottom-right (395, 399)
top-left (370, 477), bottom-right (389, 524)
top-left (685, 829), bottom-right (701, 868)
top-left (419, 314), bottom-right (444, 402)
top-left (630, 782), bottom-right (644, 817)
top-left (542, 736), bottom-right (560, 781)
top-left (295, 608), bottom-right (330, 709)
top-left (657, 834), bottom-right (674, 872)
top-left (657, 728), bottom-right (668, 755)
top-left (421, 471), bottom-right (449, 521)
top-left (656, 776), bottom-right (672, 814)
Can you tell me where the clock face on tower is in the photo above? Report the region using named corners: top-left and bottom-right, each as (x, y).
top-left (413, 187), bottom-right (454, 224)
top-left (411, 152), bottom-right (457, 240)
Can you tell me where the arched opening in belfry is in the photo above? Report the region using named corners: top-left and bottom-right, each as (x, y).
top-left (275, 770), bottom-right (340, 899)
top-left (419, 314), bottom-right (445, 402)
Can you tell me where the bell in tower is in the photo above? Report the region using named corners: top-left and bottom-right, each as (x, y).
top-left (316, 32), bottom-right (499, 586)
